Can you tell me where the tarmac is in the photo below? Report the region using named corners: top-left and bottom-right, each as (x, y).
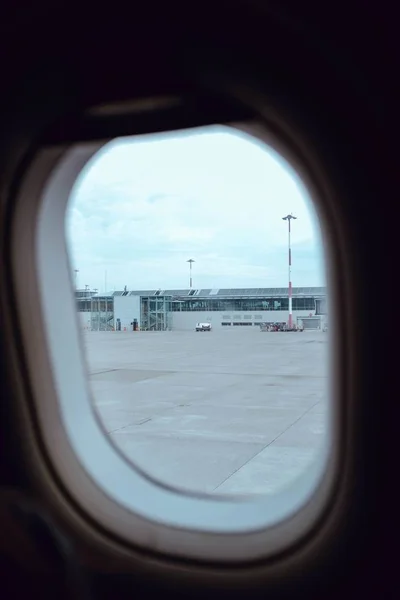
top-left (83, 328), bottom-right (329, 496)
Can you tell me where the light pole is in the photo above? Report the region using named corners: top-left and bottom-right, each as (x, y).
top-left (74, 269), bottom-right (79, 289)
top-left (282, 214), bottom-right (297, 329)
top-left (187, 259), bottom-right (195, 289)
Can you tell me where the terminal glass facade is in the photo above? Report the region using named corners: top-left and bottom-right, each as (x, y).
top-left (170, 297), bottom-right (316, 312)
top-left (90, 296), bottom-right (114, 331)
top-left (141, 296), bottom-right (172, 331)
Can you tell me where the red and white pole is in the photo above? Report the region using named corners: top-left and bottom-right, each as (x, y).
top-left (283, 214), bottom-right (297, 329)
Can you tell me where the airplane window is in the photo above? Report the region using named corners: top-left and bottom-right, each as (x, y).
top-left (66, 124), bottom-right (330, 498)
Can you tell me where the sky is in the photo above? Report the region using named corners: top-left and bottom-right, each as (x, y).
top-left (66, 125), bottom-right (326, 293)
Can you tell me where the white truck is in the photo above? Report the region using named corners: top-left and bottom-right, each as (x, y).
top-left (195, 322), bottom-right (212, 332)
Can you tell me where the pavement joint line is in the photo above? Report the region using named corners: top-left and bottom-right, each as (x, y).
top-left (89, 368), bottom-right (326, 380)
top-left (212, 399), bottom-right (323, 491)
top-left (107, 417), bottom-right (152, 434)
top-left (90, 368), bottom-right (121, 376)
top-left (103, 400), bottom-right (196, 434)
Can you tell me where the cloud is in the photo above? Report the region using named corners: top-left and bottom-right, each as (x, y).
top-left (146, 193), bottom-right (172, 204)
top-left (66, 126), bottom-right (325, 292)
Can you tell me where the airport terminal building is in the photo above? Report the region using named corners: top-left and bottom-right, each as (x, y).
top-left (76, 287), bottom-right (327, 331)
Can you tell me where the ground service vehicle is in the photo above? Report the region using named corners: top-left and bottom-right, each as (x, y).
top-left (195, 322), bottom-right (212, 332)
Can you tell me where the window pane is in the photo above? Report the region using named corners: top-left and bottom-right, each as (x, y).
top-left (66, 125), bottom-right (329, 497)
